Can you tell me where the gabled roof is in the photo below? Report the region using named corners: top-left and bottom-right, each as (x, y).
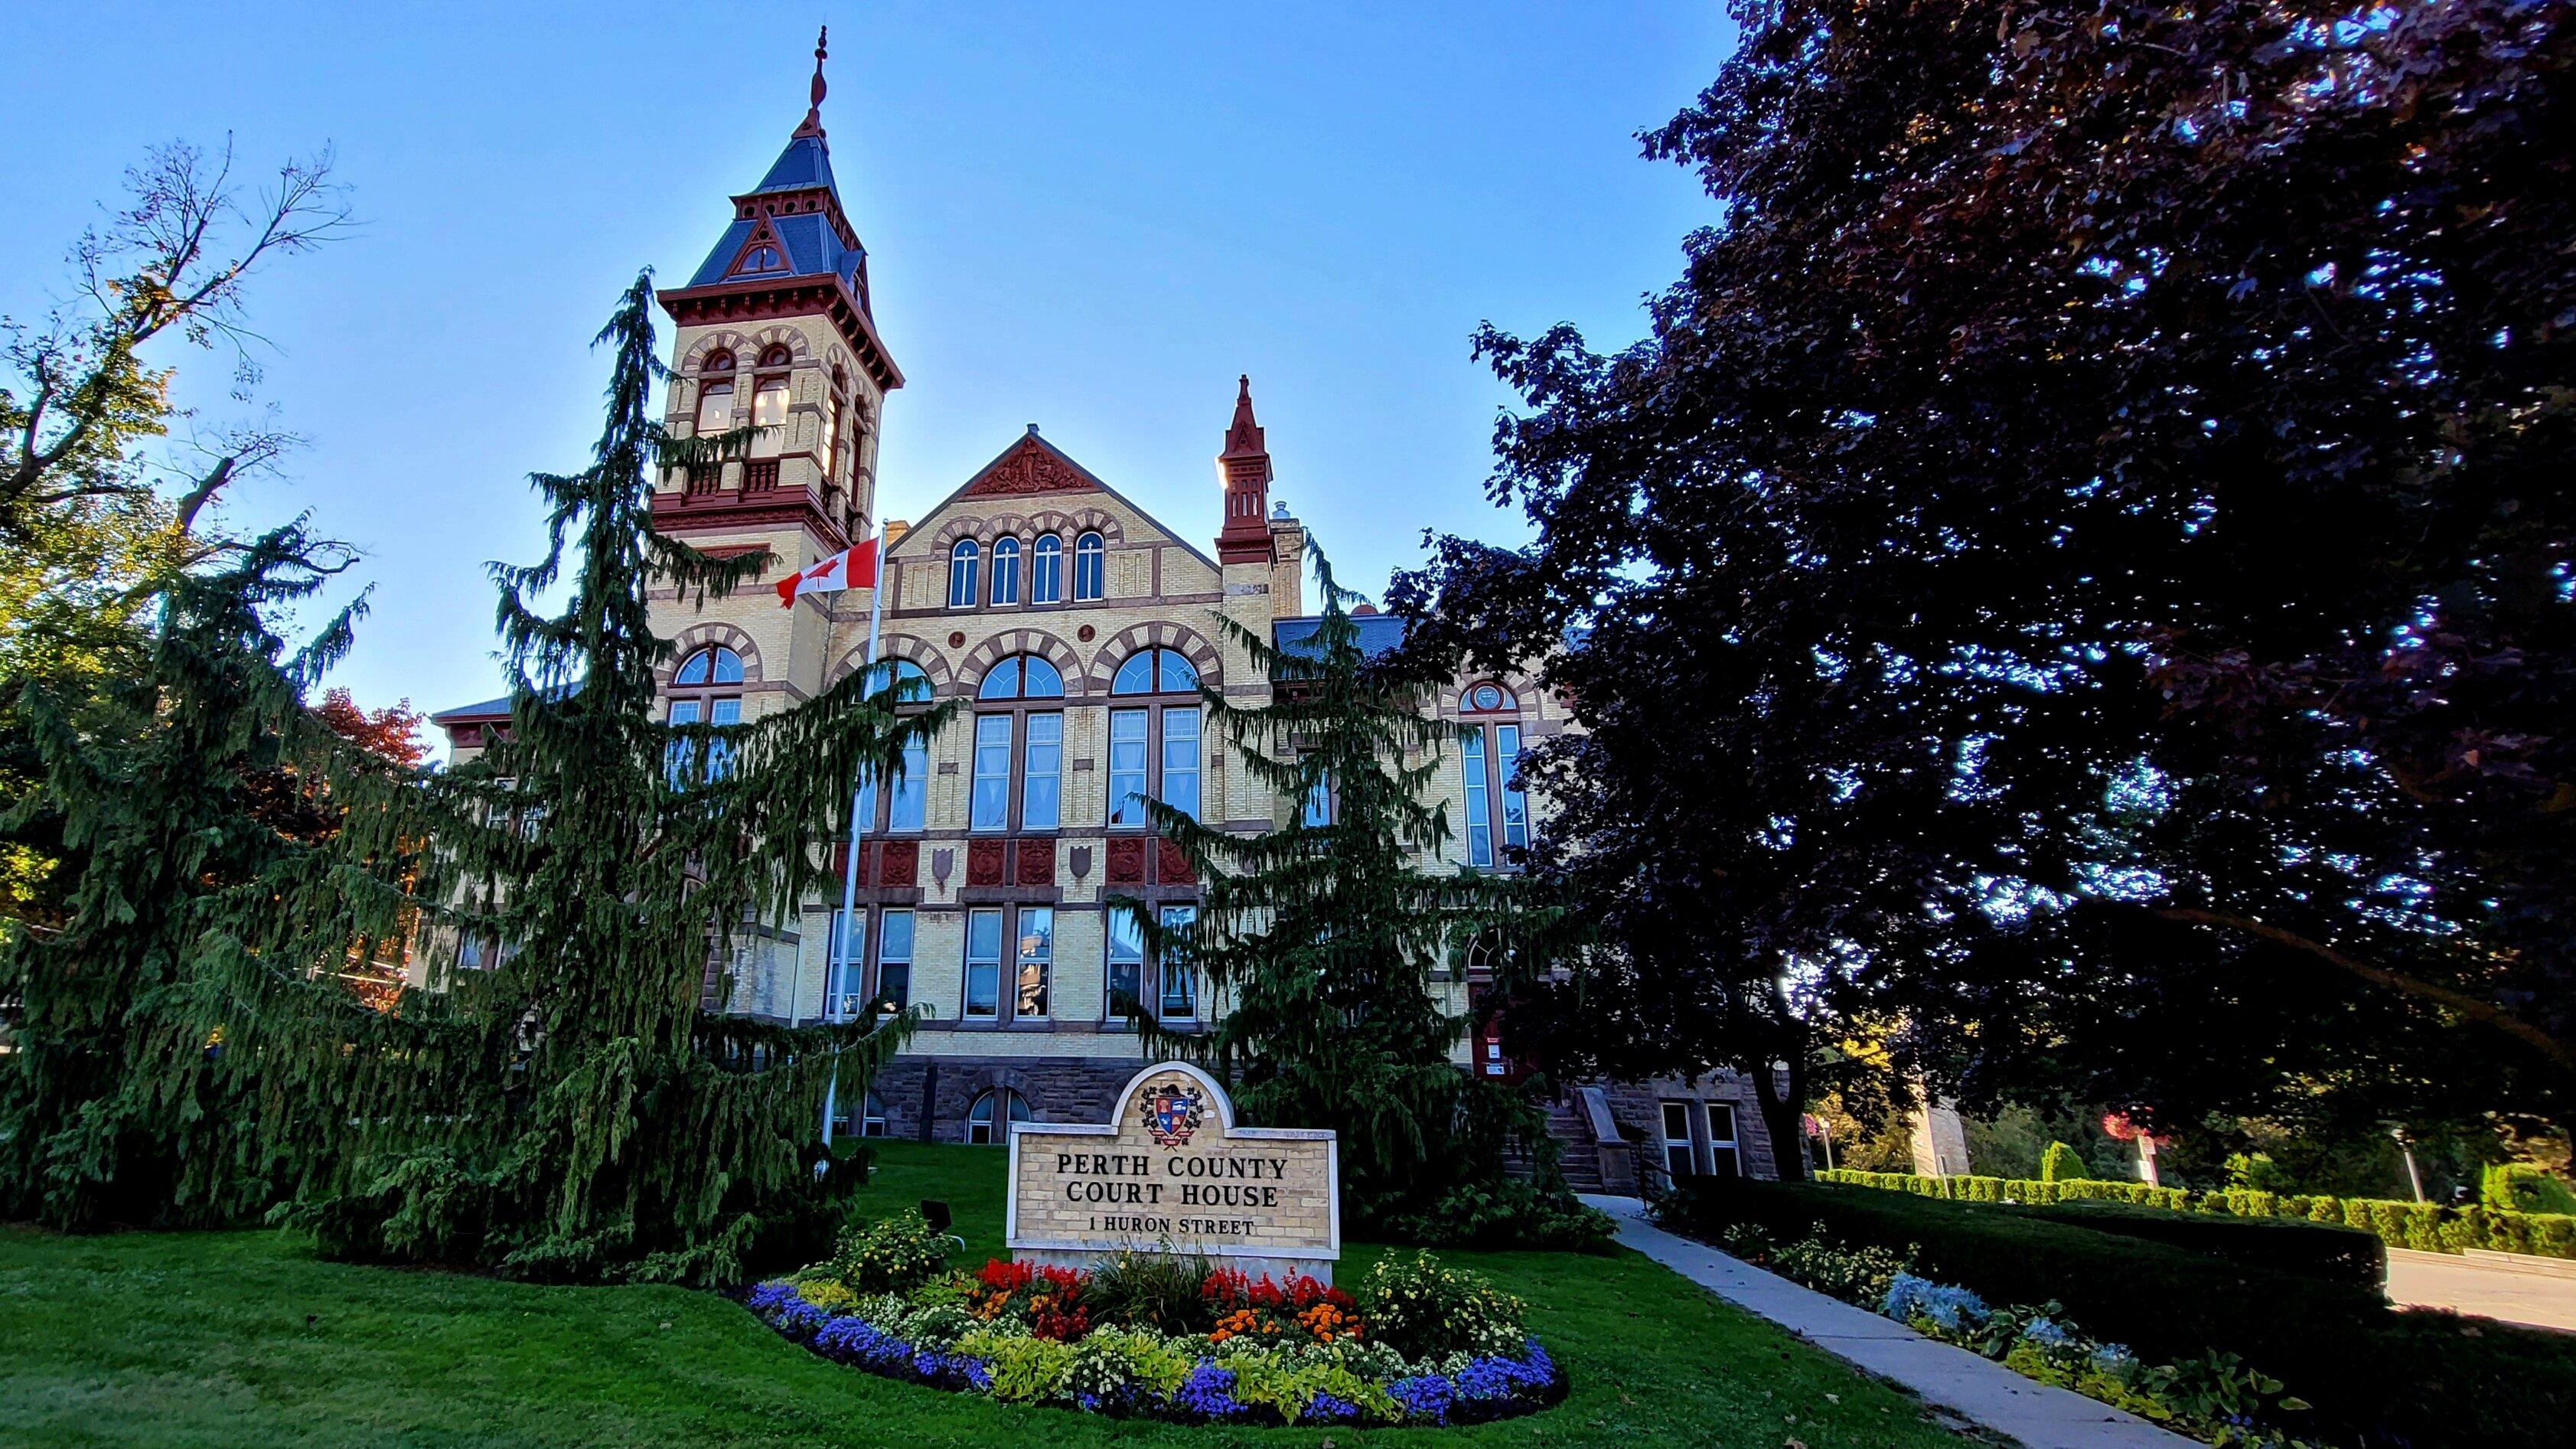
top-left (891, 426), bottom-right (1221, 573)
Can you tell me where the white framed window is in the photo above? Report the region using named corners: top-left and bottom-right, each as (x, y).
top-left (970, 715), bottom-right (1012, 831)
top-left (876, 908), bottom-right (914, 1013)
top-left (1158, 903), bottom-right (1198, 1020)
top-left (966, 1088), bottom-right (1031, 1145)
top-left (889, 735), bottom-right (928, 832)
top-left (1031, 534), bottom-right (1062, 603)
top-left (1109, 708), bottom-right (1149, 827)
top-left (1462, 721), bottom-right (1528, 867)
top-left (948, 540), bottom-right (980, 607)
top-left (827, 909), bottom-right (867, 1020)
top-left (859, 1089), bottom-right (889, 1137)
top-left (990, 537), bottom-right (1021, 605)
top-left (1662, 1101), bottom-right (1696, 1180)
top-left (1015, 906), bottom-right (1053, 1019)
top-left (1022, 713), bottom-right (1063, 831)
top-left (1706, 1101), bottom-right (1742, 1179)
top-left (964, 907), bottom-right (1002, 1018)
top-left (750, 374), bottom-right (790, 457)
top-left (1106, 909), bottom-right (1143, 1021)
top-left (1161, 708), bottom-right (1200, 822)
top-left (692, 350), bottom-right (735, 434)
top-left (1074, 530), bottom-right (1106, 600)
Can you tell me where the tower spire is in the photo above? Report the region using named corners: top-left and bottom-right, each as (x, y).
top-left (1215, 374), bottom-right (1276, 563)
top-left (794, 25), bottom-right (829, 139)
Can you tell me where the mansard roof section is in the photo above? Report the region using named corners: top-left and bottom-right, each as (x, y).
top-left (683, 202), bottom-right (865, 292)
top-left (752, 131), bottom-right (838, 196)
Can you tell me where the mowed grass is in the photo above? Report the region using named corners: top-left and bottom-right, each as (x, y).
top-left (0, 1142), bottom-right (1972, 1448)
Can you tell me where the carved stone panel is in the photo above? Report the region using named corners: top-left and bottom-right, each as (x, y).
top-left (968, 837), bottom-right (1006, 887)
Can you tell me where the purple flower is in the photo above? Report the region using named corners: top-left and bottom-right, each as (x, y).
top-left (1306, 1392), bottom-right (1363, 1424)
top-left (1174, 1362), bottom-right (1246, 1419)
top-left (1390, 1374), bottom-right (1455, 1424)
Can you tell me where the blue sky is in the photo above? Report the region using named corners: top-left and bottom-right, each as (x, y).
top-left (3, 3), bottom-right (1728, 742)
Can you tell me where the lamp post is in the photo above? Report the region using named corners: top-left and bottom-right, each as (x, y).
top-left (2393, 1127), bottom-right (2427, 1204)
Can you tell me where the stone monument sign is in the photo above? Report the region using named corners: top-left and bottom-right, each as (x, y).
top-left (1006, 1060), bottom-right (1339, 1283)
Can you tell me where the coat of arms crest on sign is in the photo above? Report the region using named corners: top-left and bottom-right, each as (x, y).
top-left (1138, 1078), bottom-right (1206, 1146)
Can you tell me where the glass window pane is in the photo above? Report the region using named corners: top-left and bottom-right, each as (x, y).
top-left (1498, 723), bottom-right (1527, 849)
top-left (1158, 650), bottom-right (1199, 693)
top-left (977, 658), bottom-right (1020, 700)
top-left (1303, 772), bottom-right (1331, 827)
top-left (830, 910), bottom-right (866, 1018)
top-left (965, 909), bottom-right (1001, 1017)
top-left (889, 737), bottom-right (927, 831)
top-left (1158, 904), bottom-right (1198, 1018)
top-left (707, 697), bottom-right (741, 779)
top-left (1075, 533), bottom-right (1105, 599)
top-left (1112, 652), bottom-right (1153, 695)
top-left (1016, 906), bottom-right (1052, 1018)
top-left (971, 715), bottom-right (1012, 830)
top-left (1021, 713), bottom-right (1061, 831)
top-left (1162, 708), bottom-right (1201, 822)
top-left (752, 379), bottom-right (789, 455)
top-left (1108, 709), bottom-right (1148, 827)
top-left (1019, 657), bottom-right (1064, 697)
top-left (694, 381), bottom-right (732, 434)
top-left (711, 648), bottom-right (745, 685)
top-left (1032, 536), bottom-right (1061, 603)
top-left (1106, 909), bottom-right (1143, 1017)
top-left (1462, 725), bottom-right (1492, 867)
top-left (949, 542), bottom-right (979, 607)
top-left (990, 537), bottom-right (1019, 605)
top-left (676, 651), bottom-right (712, 686)
top-left (877, 908), bottom-right (913, 1013)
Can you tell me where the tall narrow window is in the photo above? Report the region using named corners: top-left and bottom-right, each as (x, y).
top-left (665, 646), bottom-right (745, 787)
top-left (1106, 909), bottom-right (1143, 1020)
top-left (1074, 530), bottom-right (1106, 599)
top-left (751, 374), bottom-right (790, 458)
top-left (1303, 771), bottom-right (1332, 827)
top-left (1161, 707), bottom-right (1201, 822)
top-left (948, 540), bottom-right (980, 607)
top-left (1022, 713), bottom-right (1062, 831)
top-left (705, 697), bottom-right (742, 780)
top-left (990, 537), bottom-right (1021, 605)
top-left (970, 715), bottom-right (1012, 831)
top-left (1463, 731), bottom-right (1493, 866)
top-left (693, 351), bottom-right (735, 434)
top-left (1031, 535), bottom-right (1062, 603)
top-left (664, 697), bottom-right (702, 788)
top-left (888, 735), bottom-right (928, 832)
top-left (876, 908), bottom-right (915, 1013)
top-left (1015, 906), bottom-right (1053, 1019)
top-left (1496, 723), bottom-right (1528, 850)
top-left (1158, 904), bottom-right (1198, 1020)
top-left (824, 384), bottom-right (846, 488)
top-left (1108, 709), bottom-right (1149, 827)
top-left (964, 908), bottom-right (1002, 1018)
top-left (827, 909), bottom-right (866, 1020)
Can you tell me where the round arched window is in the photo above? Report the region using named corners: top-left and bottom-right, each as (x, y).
top-left (1112, 647), bottom-right (1199, 696)
top-left (966, 1088), bottom-right (1032, 1144)
top-left (947, 540), bottom-right (980, 607)
top-left (1074, 531), bottom-right (1107, 600)
top-left (977, 654), bottom-right (1065, 701)
top-left (1462, 682), bottom-right (1518, 714)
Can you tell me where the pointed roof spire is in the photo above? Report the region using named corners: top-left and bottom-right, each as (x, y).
top-left (793, 25), bottom-right (830, 138)
top-left (1221, 374), bottom-right (1267, 461)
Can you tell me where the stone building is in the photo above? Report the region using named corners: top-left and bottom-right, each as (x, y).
top-left (429, 53), bottom-right (1780, 1184)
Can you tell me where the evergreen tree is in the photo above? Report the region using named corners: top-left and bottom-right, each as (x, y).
top-left (1130, 550), bottom-right (1600, 1248)
top-left (261, 274), bottom-right (952, 1284)
top-left (1, 521), bottom-right (422, 1229)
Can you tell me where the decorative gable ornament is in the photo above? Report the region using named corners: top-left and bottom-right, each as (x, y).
top-left (964, 434), bottom-right (1096, 498)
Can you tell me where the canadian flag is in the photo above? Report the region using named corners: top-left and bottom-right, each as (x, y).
top-left (774, 537), bottom-right (879, 608)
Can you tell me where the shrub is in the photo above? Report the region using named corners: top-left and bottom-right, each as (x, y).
top-left (827, 1209), bottom-right (952, 1294)
top-left (1365, 1176), bottom-right (1617, 1252)
top-left (1723, 1220), bottom-right (1913, 1305)
top-left (2485, 1163), bottom-right (2576, 1216)
top-left (1088, 1249), bottom-right (1218, 1335)
top-left (2021, 1199), bottom-right (2382, 1291)
top-left (1665, 1178), bottom-right (2576, 1449)
top-left (2040, 1141), bottom-right (2082, 1183)
top-left (1356, 1251), bottom-right (1528, 1360)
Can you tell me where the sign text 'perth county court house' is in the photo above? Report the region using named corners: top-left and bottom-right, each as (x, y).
top-left (1006, 1061), bottom-right (1340, 1283)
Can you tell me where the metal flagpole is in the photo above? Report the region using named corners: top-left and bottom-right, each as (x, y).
top-left (821, 524), bottom-right (886, 1151)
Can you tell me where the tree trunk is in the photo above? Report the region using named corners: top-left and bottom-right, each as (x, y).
top-left (1751, 1028), bottom-right (1810, 1183)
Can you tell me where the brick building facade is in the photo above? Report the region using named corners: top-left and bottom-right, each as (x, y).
top-left (429, 51), bottom-right (1780, 1183)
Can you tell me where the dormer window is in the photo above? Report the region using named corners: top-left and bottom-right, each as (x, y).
top-left (732, 242), bottom-right (785, 276)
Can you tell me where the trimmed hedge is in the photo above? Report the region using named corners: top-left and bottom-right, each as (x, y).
top-left (1817, 1167), bottom-right (2576, 1261)
top-left (1664, 1179), bottom-right (2576, 1449)
top-left (2023, 1198), bottom-right (2383, 1291)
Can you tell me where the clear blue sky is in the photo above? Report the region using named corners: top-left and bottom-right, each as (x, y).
top-left (3, 3), bottom-right (1728, 743)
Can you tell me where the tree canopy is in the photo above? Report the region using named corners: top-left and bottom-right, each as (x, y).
top-left (1397, 0), bottom-right (2575, 1144)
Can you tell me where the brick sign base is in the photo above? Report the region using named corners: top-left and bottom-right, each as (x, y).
top-left (1006, 1060), bottom-right (1340, 1284)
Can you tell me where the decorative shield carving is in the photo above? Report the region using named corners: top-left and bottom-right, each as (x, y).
top-left (1069, 846), bottom-right (1093, 881)
top-left (931, 847), bottom-right (954, 889)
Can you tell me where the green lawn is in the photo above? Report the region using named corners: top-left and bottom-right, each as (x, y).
top-left (0, 1143), bottom-right (1973, 1447)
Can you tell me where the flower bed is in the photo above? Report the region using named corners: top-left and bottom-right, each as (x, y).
top-left (742, 1212), bottom-right (1567, 1427)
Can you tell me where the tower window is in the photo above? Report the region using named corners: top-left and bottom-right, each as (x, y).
top-left (693, 350), bottom-right (735, 435)
top-left (733, 243), bottom-right (785, 276)
top-left (947, 540), bottom-right (980, 607)
top-left (1074, 531), bottom-right (1106, 600)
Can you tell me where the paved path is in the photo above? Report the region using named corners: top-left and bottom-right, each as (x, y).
top-left (1580, 1194), bottom-right (2194, 1449)
top-left (2386, 1248), bottom-right (2576, 1333)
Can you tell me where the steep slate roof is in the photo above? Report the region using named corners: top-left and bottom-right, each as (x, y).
top-left (890, 426), bottom-right (1222, 573)
top-left (429, 679), bottom-right (582, 725)
top-left (683, 132), bottom-right (867, 292)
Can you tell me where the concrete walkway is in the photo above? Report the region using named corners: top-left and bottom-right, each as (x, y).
top-left (2387, 1247), bottom-right (2576, 1333)
top-left (1580, 1194), bottom-right (2194, 1448)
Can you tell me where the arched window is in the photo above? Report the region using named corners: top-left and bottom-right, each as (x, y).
top-left (865, 657), bottom-right (931, 705)
top-left (1107, 649), bottom-right (1202, 827)
top-left (965, 1088), bottom-right (1032, 1145)
top-left (1031, 535), bottom-right (1063, 604)
top-left (1111, 648), bottom-right (1199, 696)
top-left (1459, 682), bottom-right (1528, 868)
top-left (732, 241), bottom-right (785, 275)
top-left (750, 348), bottom-right (792, 459)
top-left (990, 537), bottom-right (1022, 605)
top-left (972, 655), bottom-right (1065, 833)
top-left (947, 540), bottom-right (980, 607)
top-left (824, 366), bottom-right (849, 490)
top-left (860, 659), bottom-right (935, 834)
top-left (666, 645), bottom-right (747, 784)
top-left (1074, 530), bottom-right (1107, 600)
top-left (693, 350), bottom-right (735, 434)
top-left (977, 654), bottom-right (1065, 700)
